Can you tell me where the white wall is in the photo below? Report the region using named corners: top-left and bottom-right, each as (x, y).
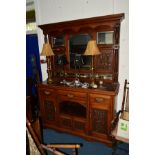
top-left (34, 0), bottom-right (129, 111)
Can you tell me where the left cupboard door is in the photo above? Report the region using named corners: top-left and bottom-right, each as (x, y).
top-left (39, 88), bottom-right (58, 128)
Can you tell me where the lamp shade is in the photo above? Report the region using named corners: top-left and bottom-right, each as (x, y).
top-left (84, 40), bottom-right (100, 56)
top-left (40, 43), bottom-right (54, 56)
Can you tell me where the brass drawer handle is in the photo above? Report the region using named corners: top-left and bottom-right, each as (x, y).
top-left (44, 91), bottom-right (51, 95)
top-left (95, 97), bottom-right (104, 103)
top-left (67, 94), bottom-right (74, 98)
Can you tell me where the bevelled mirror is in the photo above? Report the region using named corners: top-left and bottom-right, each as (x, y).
top-left (53, 36), bottom-right (65, 47)
top-left (69, 34), bottom-right (92, 69)
top-left (97, 31), bottom-right (114, 44)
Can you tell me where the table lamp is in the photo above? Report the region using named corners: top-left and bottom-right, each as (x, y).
top-left (84, 40), bottom-right (101, 88)
top-left (40, 42), bottom-right (55, 84)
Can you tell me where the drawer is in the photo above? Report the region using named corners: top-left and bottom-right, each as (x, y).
top-left (40, 88), bottom-right (55, 97)
top-left (57, 90), bottom-right (87, 100)
top-left (90, 94), bottom-right (111, 105)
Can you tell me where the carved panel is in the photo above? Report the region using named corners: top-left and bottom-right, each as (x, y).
top-left (114, 24), bottom-right (120, 45)
top-left (44, 100), bottom-right (55, 121)
top-left (92, 108), bottom-right (108, 134)
top-left (95, 49), bottom-right (114, 71)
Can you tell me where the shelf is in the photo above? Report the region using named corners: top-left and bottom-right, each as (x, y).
top-left (60, 101), bottom-right (86, 118)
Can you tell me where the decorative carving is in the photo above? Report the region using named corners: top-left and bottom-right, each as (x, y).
top-left (96, 50), bottom-right (113, 71)
top-left (114, 24), bottom-right (120, 45)
top-left (44, 100), bottom-right (55, 121)
top-left (92, 109), bottom-right (107, 134)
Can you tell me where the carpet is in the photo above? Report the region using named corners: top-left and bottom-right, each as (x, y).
top-left (43, 129), bottom-right (129, 155)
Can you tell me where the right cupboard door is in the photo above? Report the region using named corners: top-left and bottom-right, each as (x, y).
top-left (89, 94), bottom-right (112, 139)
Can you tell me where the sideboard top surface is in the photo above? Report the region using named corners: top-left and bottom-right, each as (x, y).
top-left (38, 81), bottom-right (119, 96)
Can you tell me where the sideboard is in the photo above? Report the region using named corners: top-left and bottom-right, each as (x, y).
top-left (38, 82), bottom-right (119, 146)
top-left (38, 13), bottom-right (124, 146)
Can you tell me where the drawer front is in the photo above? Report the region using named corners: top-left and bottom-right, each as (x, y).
top-left (40, 88), bottom-right (55, 97)
top-left (90, 94), bottom-right (111, 104)
top-left (90, 94), bottom-right (111, 109)
top-left (57, 90), bottom-right (87, 100)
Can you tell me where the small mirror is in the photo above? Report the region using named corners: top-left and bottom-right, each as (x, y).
top-left (97, 31), bottom-right (113, 44)
top-left (69, 34), bottom-right (92, 69)
top-left (53, 36), bottom-right (65, 47)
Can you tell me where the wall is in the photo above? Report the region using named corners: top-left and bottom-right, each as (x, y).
top-left (34, 0), bottom-right (129, 111)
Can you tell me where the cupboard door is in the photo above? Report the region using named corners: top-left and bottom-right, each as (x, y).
top-left (43, 99), bottom-right (56, 122)
top-left (91, 108), bottom-right (108, 135)
top-left (39, 88), bottom-right (57, 126)
top-left (89, 94), bottom-right (111, 137)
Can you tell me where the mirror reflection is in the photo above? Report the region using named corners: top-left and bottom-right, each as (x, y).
top-left (69, 34), bottom-right (92, 69)
top-left (53, 36), bottom-right (65, 47)
top-left (97, 31), bottom-right (113, 44)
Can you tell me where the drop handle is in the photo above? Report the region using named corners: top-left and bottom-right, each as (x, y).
top-left (67, 94), bottom-right (74, 98)
top-left (95, 97), bottom-right (104, 103)
top-left (44, 91), bottom-right (51, 95)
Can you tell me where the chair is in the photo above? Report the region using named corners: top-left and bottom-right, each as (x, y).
top-left (26, 117), bottom-right (81, 155)
top-left (110, 79), bottom-right (129, 155)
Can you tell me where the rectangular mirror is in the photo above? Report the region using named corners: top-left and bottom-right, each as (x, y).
top-left (97, 31), bottom-right (113, 44)
top-left (53, 36), bottom-right (65, 47)
top-left (69, 34), bottom-right (92, 69)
